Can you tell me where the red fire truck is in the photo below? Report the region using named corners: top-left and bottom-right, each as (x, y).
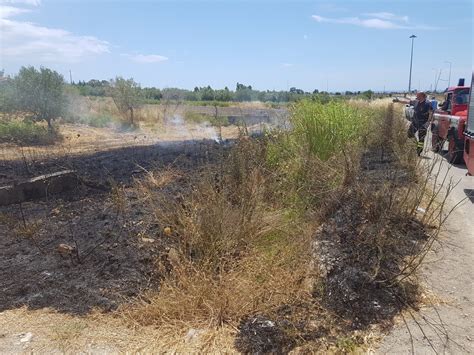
top-left (463, 74), bottom-right (474, 175)
top-left (431, 79), bottom-right (470, 163)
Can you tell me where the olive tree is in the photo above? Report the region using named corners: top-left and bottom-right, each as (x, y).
top-left (109, 77), bottom-right (142, 126)
top-left (14, 66), bottom-right (67, 130)
top-left (0, 78), bottom-right (16, 113)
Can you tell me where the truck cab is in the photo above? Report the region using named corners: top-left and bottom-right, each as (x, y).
top-left (431, 80), bottom-right (470, 163)
top-left (464, 74), bottom-right (474, 175)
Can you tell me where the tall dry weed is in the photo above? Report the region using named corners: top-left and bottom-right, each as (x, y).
top-left (126, 138), bottom-right (315, 330)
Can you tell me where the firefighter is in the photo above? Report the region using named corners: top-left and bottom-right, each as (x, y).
top-left (408, 92), bottom-right (432, 155)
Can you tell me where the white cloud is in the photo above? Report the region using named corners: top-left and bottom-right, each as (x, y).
top-left (1, 5), bottom-right (110, 63)
top-left (0, 0), bottom-right (40, 6)
top-left (124, 54), bottom-right (168, 64)
top-left (312, 14), bottom-right (405, 29)
top-left (0, 5), bottom-right (30, 17)
top-left (281, 63), bottom-right (293, 67)
top-left (303, 34), bottom-right (308, 40)
top-left (312, 13), bottom-right (437, 30)
top-left (364, 12), bottom-right (409, 23)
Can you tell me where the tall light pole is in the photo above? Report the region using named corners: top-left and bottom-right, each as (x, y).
top-left (408, 34), bottom-right (417, 94)
top-left (444, 61), bottom-right (452, 88)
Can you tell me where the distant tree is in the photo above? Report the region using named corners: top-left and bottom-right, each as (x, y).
top-left (235, 82), bottom-right (254, 102)
top-left (143, 87), bottom-right (162, 100)
top-left (215, 87), bottom-right (233, 101)
top-left (236, 82), bottom-right (252, 91)
top-left (109, 77), bottom-right (142, 126)
top-left (257, 91), bottom-right (266, 102)
top-left (14, 66), bottom-right (67, 130)
top-left (185, 90), bottom-right (199, 101)
top-left (0, 77), bottom-right (15, 112)
top-left (200, 85), bottom-right (215, 101)
top-left (361, 90), bottom-right (374, 100)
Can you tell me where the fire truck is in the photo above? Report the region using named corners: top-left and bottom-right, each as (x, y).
top-left (431, 79), bottom-right (470, 164)
top-left (464, 74), bottom-right (474, 175)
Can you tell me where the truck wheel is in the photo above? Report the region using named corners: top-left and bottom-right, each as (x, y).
top-left (447, 136), bottom-right (463, 164)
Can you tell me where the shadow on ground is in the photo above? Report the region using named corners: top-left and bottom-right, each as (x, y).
top-left (0, 139), bottom-right (229, 314)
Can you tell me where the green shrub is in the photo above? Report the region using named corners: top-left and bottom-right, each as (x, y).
top-left (0, 119), bottom-right (59, 145)
top-left (290, 100), bottom-right (373, 160)
top-left (265, 100), bottom-right (380, 211)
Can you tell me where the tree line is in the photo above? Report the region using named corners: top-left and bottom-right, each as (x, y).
top-left (74, 79), bottom-right (375, 102)
top-left (0, 66), bottom-right (376, 129)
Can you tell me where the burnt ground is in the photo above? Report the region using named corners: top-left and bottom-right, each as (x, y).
top-left (234, 146), bottom-right (429, 353)
top-left (234, 106), bottom-right (431, 352)
top-left (0, 139), bottom-right (227, 314)
top-left (316, 150), bottom-right (426, 329)
top-left (0, 139), bottom-right (226, 186)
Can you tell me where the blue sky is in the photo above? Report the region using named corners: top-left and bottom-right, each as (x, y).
top-left (1, 0), bottom-right (472, 92)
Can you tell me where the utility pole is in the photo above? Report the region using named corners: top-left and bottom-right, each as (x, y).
top-left (69, 70), bottom-right (73, 85)
top-left (432, 68), bottom-right (438, 93)
top-left (408, 34), bottom-right (417, 94)
top-left (444, 61), bottom-right (452, 88)
top-left (435, 69), bottom-right (443, 92)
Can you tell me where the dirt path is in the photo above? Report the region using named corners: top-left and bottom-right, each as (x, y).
top-left (378, 147), bottom-right (474, 354)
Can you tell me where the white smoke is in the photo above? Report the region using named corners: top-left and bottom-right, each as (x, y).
top-left (170, 114), bottom-right (220, 143)
top-left (200, 121), bottom-right (220, 143)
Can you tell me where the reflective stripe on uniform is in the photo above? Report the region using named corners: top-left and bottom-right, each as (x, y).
top-left (417, 141), bottom-right (424, 147)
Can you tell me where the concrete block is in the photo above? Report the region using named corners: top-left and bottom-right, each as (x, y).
top-left (0, 170), bottom-right (78, 206)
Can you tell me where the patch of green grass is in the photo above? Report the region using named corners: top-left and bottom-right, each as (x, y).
top-left (264, 100), bottom-right (380, 212)
top-left (0, 119), bottom-right (59, 145)
top-left (291, 100), bottom-right (373, 161)
top-left (336, 336), bottom-right (358, 352)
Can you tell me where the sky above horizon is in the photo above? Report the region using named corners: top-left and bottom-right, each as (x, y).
top-left (0, 0), bottom-right (472, 92)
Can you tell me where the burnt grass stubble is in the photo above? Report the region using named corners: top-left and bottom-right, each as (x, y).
top-left (0, 139), bottom-right (227, 314)
top-left (234, 112), bottom-right (428, 353)
top-left (0, 122), bottom-right (429, 350)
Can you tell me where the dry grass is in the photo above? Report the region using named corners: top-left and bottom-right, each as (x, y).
top-left (117, 102), bottom-right (382, 351)
top-left (0, 307), bottom-right (240, 353)
top-left (126, 139), bottom-right (316, 331)
top-left (119, 101), bottom-right (456, 352)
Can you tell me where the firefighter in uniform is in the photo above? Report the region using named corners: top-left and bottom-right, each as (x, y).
top-left (408, 92), bottom-right (432, 155)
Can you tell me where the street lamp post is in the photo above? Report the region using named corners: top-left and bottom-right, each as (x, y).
top-left (408, 34), bottom-right (417, 94)
top-left (444, 61), bottom-right (452, 88)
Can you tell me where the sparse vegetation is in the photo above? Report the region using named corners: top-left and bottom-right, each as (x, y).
top-left (0, 118), bottom-right (58, 145)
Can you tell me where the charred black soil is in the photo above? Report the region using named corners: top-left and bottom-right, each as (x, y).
top-left (0, 140), bottom-right (226, 314)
